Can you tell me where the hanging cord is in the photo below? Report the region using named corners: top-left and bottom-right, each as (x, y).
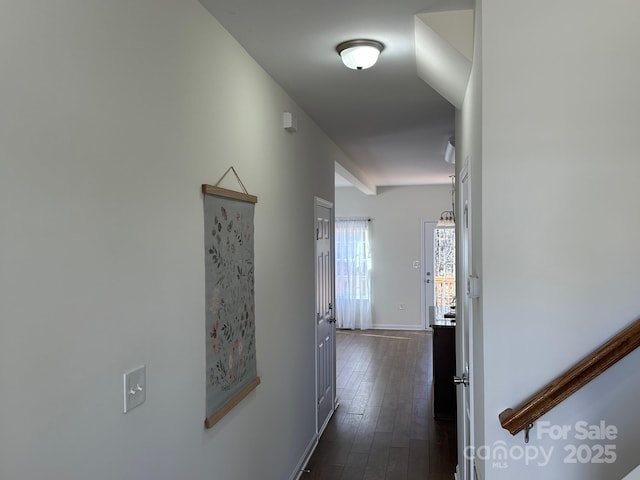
top-left (214, 166), bottom-right (249, 194)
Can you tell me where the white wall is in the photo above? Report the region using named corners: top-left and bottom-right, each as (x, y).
top-left (457, 0), bottom-right (486, 476)
top-left (0, 2), bottom-right (343, 479)
top-left (335, 185), bottom-right (451, 329)
top-left (474, 1), bottom-right (640, 478)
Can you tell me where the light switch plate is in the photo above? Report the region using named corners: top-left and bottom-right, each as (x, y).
top-left (123, 365), bottom-right (146, 413)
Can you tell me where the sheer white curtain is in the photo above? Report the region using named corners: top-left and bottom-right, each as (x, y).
top-left (335, 219), bottom-right (372, 330)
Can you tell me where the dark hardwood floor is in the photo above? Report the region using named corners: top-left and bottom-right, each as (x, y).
top-left (301, 329), bottom-right (457, 480)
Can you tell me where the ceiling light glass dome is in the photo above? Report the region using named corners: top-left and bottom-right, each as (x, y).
top-left (336, 40), bottom-right (384, 70)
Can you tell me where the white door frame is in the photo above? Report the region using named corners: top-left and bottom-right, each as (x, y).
top-left (314, 197), bottom-right (336, 435)
top-left (421, 220), bottom-right (437, 329)
top-left (456, 158), bottom-right (475, 480)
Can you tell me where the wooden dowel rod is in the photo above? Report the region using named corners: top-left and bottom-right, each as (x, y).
top-left (204, 376), bottom-right (261, 429)
top-left (202, 184), bottom-right (258, 204)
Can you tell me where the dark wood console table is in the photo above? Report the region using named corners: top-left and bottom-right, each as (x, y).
top-left (432, 319), bottom-right (456, 420)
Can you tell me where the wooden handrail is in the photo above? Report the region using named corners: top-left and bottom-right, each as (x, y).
top-left (499, 318), bottom-right (640, 435)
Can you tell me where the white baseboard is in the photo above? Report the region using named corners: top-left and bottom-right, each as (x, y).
top-left (370, 324), bottom-right (428, 331)
top-left (290, 406), bottom-right (341, 480)
top-left (289, 433), bottom-right (318, 480)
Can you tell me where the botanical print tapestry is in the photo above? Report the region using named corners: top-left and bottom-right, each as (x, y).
top-left (203, 192), bottom-right (257, 427)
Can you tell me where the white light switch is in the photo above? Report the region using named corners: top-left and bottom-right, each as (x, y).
top-left (123, 365), bottom-right (146, 413)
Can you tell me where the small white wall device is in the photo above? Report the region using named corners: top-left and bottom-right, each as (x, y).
top-left (283, 111), bottom-right (298, 132)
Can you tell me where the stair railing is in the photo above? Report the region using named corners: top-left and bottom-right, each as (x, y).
top-left (499, 318), bottom-right (640, 439)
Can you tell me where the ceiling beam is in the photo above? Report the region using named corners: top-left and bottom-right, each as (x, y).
top-left (335, 161), bottom-right (377, 196)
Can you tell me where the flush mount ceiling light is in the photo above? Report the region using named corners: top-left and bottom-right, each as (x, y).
top-left (336, 39), bottom-right (384, 70)
top-left (444, 136), bottom-right (455, 164)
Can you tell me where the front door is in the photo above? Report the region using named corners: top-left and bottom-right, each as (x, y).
top-left (456, 163), bottom-right (475, 480)
top-left (315, 198), bottom-right (335, 434)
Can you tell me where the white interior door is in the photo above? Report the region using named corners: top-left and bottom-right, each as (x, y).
top-left (456, 163), bottom-right (475, 480)
top-left (422, 221), bottom-right (436, 328)
top-left (315, 198), bottom-right (335, 434)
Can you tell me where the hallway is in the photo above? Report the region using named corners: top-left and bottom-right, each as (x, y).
top-left (302, 330), bottom-right (456, 479)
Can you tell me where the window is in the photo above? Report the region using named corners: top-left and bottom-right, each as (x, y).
top-left (335, 219), bottom-right (372, 329)
top-left (434, 227), bottom-right (455, 318)
top-left (335, 220), bottom-right (371, 300)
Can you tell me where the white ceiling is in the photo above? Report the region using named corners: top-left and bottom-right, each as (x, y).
top-left (198, 0), bottom-right (473, 189)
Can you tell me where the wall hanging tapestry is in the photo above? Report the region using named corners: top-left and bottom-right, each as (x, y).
top-left (202, 168), bottom-right (259, 429)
